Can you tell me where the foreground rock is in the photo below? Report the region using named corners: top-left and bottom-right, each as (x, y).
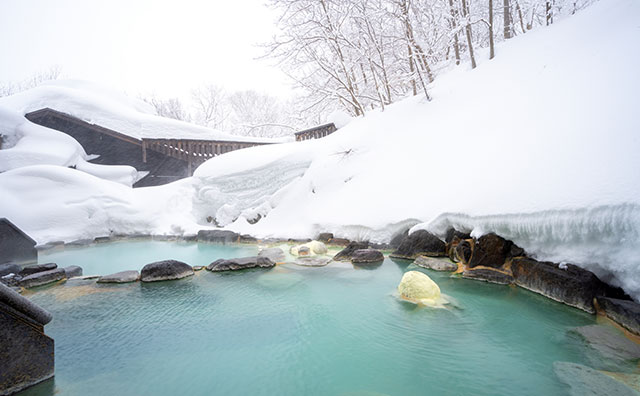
top-left (462, 268), bottom-right (514, 285)
top-left (390, 230), bottom-right (446, 259)
top-left (19, 263), bottom-right (57, 277)
top-left (444, 227), bottom-right (471, 243)
top-left (207, 256), bottom-right (275, 271)
top-left (468, 233), bottom-right (524, 268)
top-left (97, 270), bottom-right (140, 284)
top-left (258, 248), bottom-right (286, 263)
top-left (597, 297), bottom-right (640, 335)
top-left (350, 249), bottom-right (384, 264)
top-left (414, 256), bottom-right (458, 271)
top-left (293, 257), bottom-right (330, 267)
top-left (19, 268), bottom-right (66, 288)
top-left (197, 230), bottom-right (240, 244)
top-left (397, 271), bottom-right (444, 306)
top-left (0, 263), bottom-right (21, 277)
top-left (140, 260), bottom-right (194, 282)
top-left (63, 266), bottom-right (83, 278)
top-left (290, 241), bottom-right (328, 256)
top-left (511, 258), bottom-right (604, 314)
top-left (553, 361), bottom-right (638, 396)
top-left (333, 241), bottom-right (369, 261)
top-left (449, 239), bottom-right (472, 264)
top-left (570, 324), bottom-right (640, 364)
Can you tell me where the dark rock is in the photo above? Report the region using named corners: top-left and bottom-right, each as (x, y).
top-left (445, 227), bottom-right (471, 244)
top-left (19, 268), bottom-right (66, 288)
top-left (239, 234), bottom-right (258, 243)
top-left (468, 233), bottom-right (522, 268)
top-left (451, 239), bottom-right (473, 264)
top-left (0, 218), bottom-right (37, 265)
top-left (389, 229), bottom-right (409, 249)
top-left (287, 238), bottom-right (312, 243)
top-left (63, 265), bottom-right (83, 278)
top-left (0, 273), bottom-right (21, 288)
top-left (297, 246), bottom-right (311, 256)
top-left (140, 260), bottom-right (194, 282)
top-left (462, 268), bottom-right (514, 285)
top-left (206, 256), bottom-right (275, 272)
top-left (182, 235), bottom-right (197, 242)
top-left (197, 230), bottom-right (240, 244)
top-left (511, 258), bottom-right (605, 313)
top-left (19, 263), bottom-right (57, 277)
top-left (94, 236), bottom-right (111, 243)
top-left (246, 213), bottom-right (262, 225)
top-left (258, 248), bottom-right (286, 263)
top-left (65, 239), bottom-right (93, 247)
top-left (152, 235), bottom-right (179, 241)
top-left (333, 241), bottom-right (369, 261)
top-left (317, 233), bottom-right (334, 242)
top-left (598, 297), bottom-right (640, 336)
top-left (553, 361), bottom-right (638, 396)
top-left (390, 230), bottom-right (446, 259)
top-left (327, 238), bottom-right (350, 246)
top-left (0, 283), bottom-right (54, 395)
top-left (351, 249), bottom-right (384, 264)
top-left (0, 263), bottom-right (21, 277)
top-left (414, 256), bottom-right (458, 271)
top-left (293, 257), bottom-right (330, 267)
top-left (97, 270), bottom-right (140, 283)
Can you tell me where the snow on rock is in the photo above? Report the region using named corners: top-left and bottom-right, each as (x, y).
top-left (0, 79), bottom-right (282, 143)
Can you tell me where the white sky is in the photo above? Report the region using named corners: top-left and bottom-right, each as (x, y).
top-left (0, 0), bottom-right (293, 99)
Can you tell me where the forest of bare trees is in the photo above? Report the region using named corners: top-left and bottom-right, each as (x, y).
top-left (265, 0), bottom-right (594, 116)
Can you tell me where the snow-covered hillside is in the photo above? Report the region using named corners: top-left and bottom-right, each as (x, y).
top-left (0, 0), bottom-right (639, 296)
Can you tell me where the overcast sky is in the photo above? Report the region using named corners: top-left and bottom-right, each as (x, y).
top-left (0, 0), bottom-right (292, 99)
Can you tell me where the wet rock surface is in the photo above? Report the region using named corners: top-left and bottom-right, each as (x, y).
top-left (19, 268), bottom-right (66, 288)
top-left (97, 270), bottom-right (140, 283)
top-left (414, 256), bottom-right (458, 271)
top-left (598, 297), bottom-right (640, 335)
top-left (197, 230), bottom-right (240, 244)
top-left (390, 230), bottom-right (446, 259)
top-left (293, 257), bottom-right (331, 267)
top-left (333, 241), bottom-right (369, 261)
top-left (570, 324), bottom-right (640, 364)
top-left (63, 266), bottom-right (83, 278)
top-left (468, 233), bottom-right (523, 268)
top-left (140, 260), bottom-right (194, 282)
top-left (553, 361), bottom-right (639, 396)
top-left (0, 263), bottom-right (21, 277)
top-left (258, 248), bottom-right (286, 263)
top-left (351, 249), bottom-right (384, 264)
top-left (19, 263), bottom-right (57, 277)
top-left (207, 256), bottom-right (275, 272)
top-left (462, 268), bottom-right (514, 285)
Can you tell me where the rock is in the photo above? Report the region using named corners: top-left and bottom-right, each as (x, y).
top-left (63, 265), bottom-right (83, 278)
top-left (206, 256), bottom-right (275, 272)
top-left (351, 249), bottom-right (384, 264)
top-left (397, 271), bottom-right (442, 305)
top-left (19, 268), bottom-right (66, 288)
top-left (258, 248), bottom-right (286, 263)
top-left (327, 238), bottom-right (350, 246)
top-left (19, 263), bottom-right (57, 277)
top-left (333, 241), bottom-right (369, 261)
top-left (197, 230), bottom-right (240, 244)
top-left (0, 273), bottom-right (21, 288)
top-left (390, 230), bottom-right (446, 259)
top-left (317, 233), bottom-right (334, 242)
top-left (511, 257), bottom-right (605, 313)
top-left (451, 239), bottom-right (472, 264)
top-left (97, 270), bottom-right (140, 283)
top-left (0, 263), bottom-right (21, 277)
top-left (65, 239), bottom-right (93, 247)
top-left (553, 361), bottom-right (639, 396)
top-left (192, 266), bottom-right (204, 271)
top-left (598, 297), bottom-right (640, 336)
top-left (414, 256), bottom-right (458, 271)
top-left (445, 227), bottom-right (471, 244)
top-left (468, 233), bottom-right (523, 268)
top-left (290, 241), bottom-right (328, 256)
top-left (140, 260), bottom-right (194, 282)
top-left (462, 268), bottom-right (514, 285)
top-left (293, 257), bottom-right (330, 267)
top-left (389, 229), bottom-right (409, 249)
top-left (239, 234), bottom-right (258, 243)
top-left (570, 324), bottom-right (640, 364)
top-left (94, 236), bottom-right (111, 243)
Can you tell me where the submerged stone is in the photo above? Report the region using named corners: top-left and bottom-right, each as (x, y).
top-left (390, 230), bottom-right (446, 259)
top-left (293, 257), bottom-right (330, 267)
top-left (414, 256), bottom-right (457, 271)
top-left (140, 260), bottom-right (194, 282)
top-left (98, 270), bottom-right (140, 284)
top-left (570, 324), bottom-right (640, 364)
top-left (258, 248), bottom-right (286, 263)
top-left (397, 271), bottom-right (442, 306)
top-left (333, 241), bottom-right (369, 261)
top-left (207, 256), bottom-right (275, 272)
top-left (553, 361), bottom-right (638, 396)
top-left (63, 266), bottom-right (83, 278)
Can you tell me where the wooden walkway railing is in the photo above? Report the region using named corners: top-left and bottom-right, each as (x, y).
top-left (142, 138), bottom-right (268, 175)
top-left (294, 122), bottom-right (337, 141)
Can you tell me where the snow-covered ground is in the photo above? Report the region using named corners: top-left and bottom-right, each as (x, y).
top-left (1, 0), bottom-right (639, 297)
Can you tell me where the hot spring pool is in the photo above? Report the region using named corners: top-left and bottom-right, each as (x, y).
top-left (17, 241), bottom-right (632, 395)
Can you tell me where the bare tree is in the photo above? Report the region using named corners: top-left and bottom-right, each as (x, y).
top-left (191, 84), bottom-right (228, 129)
top-left (0, 66), bottom-right (62, 98)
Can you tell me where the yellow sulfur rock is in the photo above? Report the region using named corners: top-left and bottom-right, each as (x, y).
top-left (290, 240), bottom-right (328, 256)
top-left (397, 271), bottom-right (443, 306)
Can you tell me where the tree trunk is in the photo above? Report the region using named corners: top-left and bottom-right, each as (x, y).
top-left (460, 0), bottom-right (476, 69)
top-left (448, 0), bottom-right (461, 65)
top-left (546, 2), bottom-right (552, 25)
top-left (503, 0), bottom-right (512, 39)
top-left (489, 0), bottom-right (495, 59)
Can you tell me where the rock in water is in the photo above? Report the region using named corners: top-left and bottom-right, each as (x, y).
top-left (290, 241), bottom-right (328, 256)
top-left (397, 271), bottom-right (444, 306)
top-left (414, 256), bottom-right (457, 271)
top-left (390, 230), bottom-right (446, 259)
top-left (468, 233), bottom-right (523, 268)
top-left (293, 257), bottom-right (330, 267)
top-left (570, 325), bottom-right (640, 364)
top-left (333, 241), bottom-right (369, 261)
top-left (19, 263), bottom-right (57, 277)
top-left (19, 268), bottom-right (66, 288)
top-left (197, 230), bottom-right (240, 244)
top-left (553, 361), bottom-right (638, 396)
top-left (258, 247), bottom-right (286, 263)
top-left (351, 249), bottom-right (384, 264)
top-left (207, 256), bottom-right (275, 271)
top-left (63, 265), bottom-right (83, 278)
top-left (597, 297), bottom-right (640, 336)
top-left (140, 260), bottom-right (194, 282)
top-left (98, 270), bottom-right (140, 283)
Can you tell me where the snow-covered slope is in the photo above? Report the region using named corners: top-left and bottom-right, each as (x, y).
top-left (0, 0), bottom-right (638, 297)
top-left (0, 80), bottom-right (280, 143)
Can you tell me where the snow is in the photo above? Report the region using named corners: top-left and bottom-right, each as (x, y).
top-left (1, 0), bottom-right (639, 297)
top-left (0, 79), bottom-right (284, 143)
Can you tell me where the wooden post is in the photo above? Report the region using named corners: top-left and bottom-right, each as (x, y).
top-left (187, 141), bottom-right (193, 176)
top-left (142, 140), bottom-right (147, 163)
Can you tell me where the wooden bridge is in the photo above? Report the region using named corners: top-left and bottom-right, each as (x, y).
top-left (294, 123), bottom-right (337, 141)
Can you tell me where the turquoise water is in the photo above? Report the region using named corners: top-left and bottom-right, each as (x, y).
top-left (20, 241), bottom-right (606, 395)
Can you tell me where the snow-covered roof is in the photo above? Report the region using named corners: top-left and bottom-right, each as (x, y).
top-left (0, 80), bottom-right (281, 143)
